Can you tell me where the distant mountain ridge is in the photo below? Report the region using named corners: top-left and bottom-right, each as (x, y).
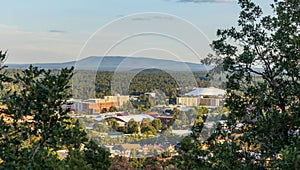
top-left (7, 56), bottom-right (211, 72)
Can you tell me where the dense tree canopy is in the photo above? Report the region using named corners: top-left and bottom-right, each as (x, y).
top-left (71, 69), bottom-right (211, 99)
top-left (152, 119), bottom-right (162, 131)
top-left (0, 52), bottom-right (110, 169)
top-left (179, 0), bottom-right (300, 169)
top-left (126, 119), bottom-right (139, 134)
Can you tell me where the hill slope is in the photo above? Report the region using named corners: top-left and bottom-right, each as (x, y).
top-left (7, 56), bottom-right (210, 72)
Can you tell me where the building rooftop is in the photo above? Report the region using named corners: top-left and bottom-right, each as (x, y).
top-left (184, 87), bottom-right (225, 96)
top-left (105, 114), bottom-right (154, 123)
top-left (115, 144), bottom-right (141, 150)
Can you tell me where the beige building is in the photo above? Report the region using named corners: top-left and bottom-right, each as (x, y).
top-left (177, 96), bottom-right (224, 107)
top-left (199, 97), bottom-right (223, 107)
top-left (177, 96), bottom-right (200, 107)
top-left (104, 95), bottom-right (129, 108)
top-left (177, 87), bottom-right (225, 107)
top-left (65, 95), bottom-right (130, 114)
top-left (80, 95), bottom-right (130, 114)
top-left (81, 99), bottom-right (116, 114)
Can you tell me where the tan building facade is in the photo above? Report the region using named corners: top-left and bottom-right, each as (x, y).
top-left (177, 96), bottom-right (224, 107)
top-left (176, 96), bottom-right (200, 107)
top-left (80, 95), bottom-right (130, 114)
top-left (177, 87), bottom-right (225, 107)
top-left (104, 95), bottom-right (129, 108)
top-left (82, 99), bottom-right (116, 114)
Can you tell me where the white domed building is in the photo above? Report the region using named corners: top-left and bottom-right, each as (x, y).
top-left (177, 87), bottom-right (225, 107)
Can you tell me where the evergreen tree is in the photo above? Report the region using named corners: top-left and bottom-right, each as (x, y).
top-left (0, 52), bottom-right (111, 169)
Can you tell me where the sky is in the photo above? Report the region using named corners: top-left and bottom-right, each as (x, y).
top-left (0, 0), bottom-right (273, 64)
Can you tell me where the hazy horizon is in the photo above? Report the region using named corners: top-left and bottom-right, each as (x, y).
top-left (1, 0), bottom-right (273, 64)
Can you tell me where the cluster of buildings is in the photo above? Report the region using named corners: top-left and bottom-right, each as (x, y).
top-left (59, 87), bottom-right (226, 159)
top-left (76, 87), bottom-right (227, 135)
top-left (66, 87), bottom-right (225, 115)
top-left (64, 95), bottom-right (130, 114)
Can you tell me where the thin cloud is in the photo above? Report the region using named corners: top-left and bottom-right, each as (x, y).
top-left (152, 16), bottom-right (174, 20)
top-left (178, 0), bottom-right (233, 3)
top-left (131, 17), bottom-right (151, 21)
top-left (131, 15), bottom-right (174, 21)
top-left (49, 30), bottom-right (67, 33)
top-left (0, 25), bottom-right (78, 64)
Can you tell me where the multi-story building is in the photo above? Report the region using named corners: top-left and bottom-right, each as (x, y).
top-left (81, 101), bottom-right (98, 114)
top-left (104, 95), bottom-right (130, 108)
top-left (199, 97), bottom-right (224, 107)
top-left (64, 95), bottom-right (130, 114)
top-left (177, 96), bottom-right (200, 107)
top-left (62, 99), bottom-right (82, 113)
top-left (81, 99), bottom-right (116, 114)
top-left (177, 87), bottom-right (225, 107)
top-left (79, 95), bottom-right (130, 114)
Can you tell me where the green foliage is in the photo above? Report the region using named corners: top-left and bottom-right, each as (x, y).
top-left (0, 51), bottom-right (12, 91)
top-left (172, 136), bottom-right (208, 170)
top-left (61, 149), bottom-right (93, 170)
top-left (173, 111), bottom-right (189, 130)
top-left (107, 118), bottom-right (119, 132)
top-left (129, 157), bottom-right (145, 169)
top-left (198, 106), bottom-right (209, 116)
top-left (126, 119), bottom-right (139, 134)
top-left (109, 106), bottom-right (118, 112)
top-left (0, 65), bottom-right (79, 167)
top-left (84, 140), bottom-right (111, 170)
top-left (151, 119), bottom-right (162, 131)
top-left (141, 125), bottom-right (157, 135)
top-left (0, 53), bottom-right (111, 169)
top-left (28, 148), bottom-right (62, 169)
top-left (178, 136), bottom-right (194, 153)
top-left (109, 156), bottom-right (133, 170)
top-left (93, 122), bottom-right (109, 133)
top-left (73, 70), bottom-right (211, 99)
top-left (184, 0), bottom-right (300, 169)
top-left (142, 157), bottom-right (163, 170)
top-left (140, 118), bottom-right (152, 129)
top-left (171, 108), bottom-right (180, 124)
top-left (273, 145), bottom-right (300, 169)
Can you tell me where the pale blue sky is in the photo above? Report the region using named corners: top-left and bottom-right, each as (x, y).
top-left (0, 0), bottom-right (272, 64)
